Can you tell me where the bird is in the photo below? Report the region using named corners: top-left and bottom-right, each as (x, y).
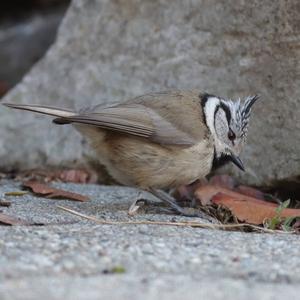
top-left (3, 90), bottom-right (259, 216)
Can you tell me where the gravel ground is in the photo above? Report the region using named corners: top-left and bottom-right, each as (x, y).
top-left (0, 180), bottom-right (299, 300)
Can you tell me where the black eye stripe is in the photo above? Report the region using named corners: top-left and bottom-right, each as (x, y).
top-left (220, 103), bottom-right (232, 125)
top-left (213, 103), bottom-right (232, 128)
top-left (214, 105), bottom-right (220, 119)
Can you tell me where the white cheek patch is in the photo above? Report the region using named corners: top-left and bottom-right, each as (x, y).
top-left (204, 97), bottom-right (220, 136)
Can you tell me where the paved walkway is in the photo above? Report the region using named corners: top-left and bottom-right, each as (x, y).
top-left (0, 180), bottom-right (299, 300)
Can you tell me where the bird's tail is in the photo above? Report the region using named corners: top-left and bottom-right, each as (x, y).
top-left (2, 103), bottom-right (76, 119)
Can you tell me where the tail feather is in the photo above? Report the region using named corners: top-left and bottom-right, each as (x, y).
top-left (2, 103), bottom-right (76, 118)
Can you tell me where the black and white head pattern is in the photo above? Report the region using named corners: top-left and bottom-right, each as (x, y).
top-left (201, 93), bottom-right (259, 170)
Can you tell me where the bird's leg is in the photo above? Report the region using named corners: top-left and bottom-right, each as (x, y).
top-left (149, 188), bottom-right (201, 217)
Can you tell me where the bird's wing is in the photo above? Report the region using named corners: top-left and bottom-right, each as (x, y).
top-left (54, 98), bottom-right (201, 146)
top-left (54, 92), bottom-right (207, 146)
top-left (4, 90), bottom-right (209, 146)
top-left (54, 93), bottom-right (209, 146)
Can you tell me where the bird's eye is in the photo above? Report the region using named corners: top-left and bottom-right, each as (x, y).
top-left (228, 129), bottom-right (236, 141)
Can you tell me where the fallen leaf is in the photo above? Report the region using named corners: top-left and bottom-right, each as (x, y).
top-left (5, 191), bottom-right (28, 196)
top-left (209, 175), bottom-right (237, 189)
top-left (212, 193), bottom-right (300, 225)
top-left (195, 185), bottom-right (277, 207)
top-left (175, 179), bottom-right (205, 201)
top-left (23, 181), bottom-right (90, 202)
top-left (16, 168), bottom-right (99, 184)
top-left (195, 185), bottom-right (220, 205)
top-left (175, 185), bottom-right (194, 201)
top-left (293, 220), bottom-right (300, 232)
top-left (0, 212), bottom-right (30, 225)
top-left (58, 169), bottom-right (95, 184)
top-left (15, 170), bottom-right (54, 183)
top-left (236, 185), bottom-right (265, 200)
top-left (0, 200), bottom-right (11, 207)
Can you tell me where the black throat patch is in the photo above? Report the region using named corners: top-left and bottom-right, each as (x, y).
top-left (211, 149), bottom-right (232, 171)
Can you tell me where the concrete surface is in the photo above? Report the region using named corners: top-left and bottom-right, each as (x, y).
top-left (0, 0), bottom-right (299, 185)
top-left (0, 180), bottom-right (299, 300)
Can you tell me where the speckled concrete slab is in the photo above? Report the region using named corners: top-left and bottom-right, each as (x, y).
top-left (0, 180), bottom-right (299, 300)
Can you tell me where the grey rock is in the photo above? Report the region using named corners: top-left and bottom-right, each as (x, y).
top-left (0, 0), bottom-right (299, 185)
top-left (0, 180), bottom-right (300, 300)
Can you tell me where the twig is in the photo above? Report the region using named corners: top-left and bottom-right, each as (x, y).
top-left (57, 205), bottom-right (293, 233)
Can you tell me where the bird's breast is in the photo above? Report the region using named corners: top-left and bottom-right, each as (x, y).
top-left (87, 130), bottom-right (214, 189)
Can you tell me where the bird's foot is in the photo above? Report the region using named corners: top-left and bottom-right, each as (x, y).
top-left (128, 192), bottom-right (148, 216)
top-left (149, 188), bottom-right (201, 217)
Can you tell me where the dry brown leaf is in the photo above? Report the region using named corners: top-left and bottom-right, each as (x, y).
top-left (16, 168), bottom-right (99, 184)
top-left (209, 175), bottom-right (237, 189)
top-left (174, 179), bottom-right (206, 202)
top-left (56, 169), bottom-right (99, 184)
top-left (236, 185), bottom-right (265, 200)
top-left (23, 181), bottom-right (90, 202)
top-left (58, 169), bottom-right (90, 183)
top-left (195, 185), bottom-right (220, 205)
top-left (175, 185), bottom-right (195, 201)
top-left (0, 200), bottom-right (11, 207)
top-left (293, 220), bottom-right (300, 232)
top-left (0, 212), bottom-right (30, 225)
top-left (195, 185), bottom-right (277, 207)
top-left (212, 192), bottom-right (300, 225)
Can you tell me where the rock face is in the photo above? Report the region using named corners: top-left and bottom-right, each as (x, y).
top-left (0, 0), bottom-right (299, 185)
top-left (0, 5), bottom-right (69, 91)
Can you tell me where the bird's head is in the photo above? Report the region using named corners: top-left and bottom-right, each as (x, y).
top-left (202, 93), bottom-right (259, 171)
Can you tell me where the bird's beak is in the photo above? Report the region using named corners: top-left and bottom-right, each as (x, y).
top-left (229, 153), bottom-right (245, 171)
